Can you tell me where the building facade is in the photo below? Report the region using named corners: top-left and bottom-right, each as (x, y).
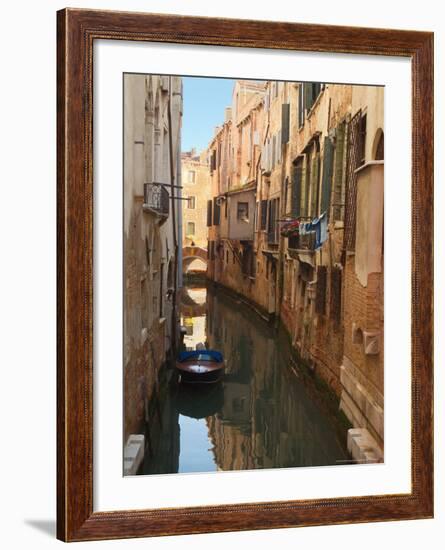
top-left (206, 79), bottom-right (384, 459)
top-left (123, 74), bottom-right (183, 463)
top-left (181, 149), bottom-right (211, 273)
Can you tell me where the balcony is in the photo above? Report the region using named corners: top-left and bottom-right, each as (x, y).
top-left (143, 183), bottom-right (170, 218)
top-left (288, 232), bottom-right (316, 251)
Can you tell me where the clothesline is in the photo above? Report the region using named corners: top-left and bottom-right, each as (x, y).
top-left (280, 212), bottom-right (328, 250)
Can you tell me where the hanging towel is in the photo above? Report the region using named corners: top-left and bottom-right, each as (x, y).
top-left (313, 212), bottom-right (328, 249)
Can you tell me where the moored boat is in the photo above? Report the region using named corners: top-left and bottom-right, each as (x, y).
top-left (176, 349), bottom-right (224, 384)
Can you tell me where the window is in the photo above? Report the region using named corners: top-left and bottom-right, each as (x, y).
top-left (299, 82), bottom-right (324, 127)
top-left (267, 198), bottom-right (280, 244)
top-left (186, 222), bottom-right (195, 236)
top-left (188, 170), bottom-right (196, 183)
top-left (187, 196), bottom-right (196, 209)
top-left (237, 202), bottom-right (249, 222)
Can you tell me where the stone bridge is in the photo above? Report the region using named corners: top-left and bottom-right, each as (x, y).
top-left (182, 246), bottom-right (207, 273)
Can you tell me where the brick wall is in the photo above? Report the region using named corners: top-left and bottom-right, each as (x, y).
top-left (343, 254), bottom-right (384, 401)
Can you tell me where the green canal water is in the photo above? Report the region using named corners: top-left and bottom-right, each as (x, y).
top-left (140, 282), bottom-right (350, 475)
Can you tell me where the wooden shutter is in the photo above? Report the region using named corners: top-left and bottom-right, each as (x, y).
top-left (310, 152), bottom-right (320, 217)
top-left (298, 84), bottom-right (304, 127)
top-left (304, 83), bottom-right (313, 113)
top-left (320, 136), bottom-right (334, 216)
top-left (315, 266), bottom-right (327, 314)
top-left (281, 103), bottom-right (290, 143)
top-left (291, 161), bottom-right (303, 218)
top-left (207, 200), bottom-right (213, 227)
top-left (260, 199), bottom-right (268, 230)
top-left (213, 198), bottom-right (220, 226)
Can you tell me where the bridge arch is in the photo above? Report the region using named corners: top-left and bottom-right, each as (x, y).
top-left (182, 246), bottom-right (208, 273)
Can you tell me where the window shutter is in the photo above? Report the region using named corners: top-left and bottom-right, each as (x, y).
top-left (315, 265), bottom-right (327, 314)
top-left (304, 83), bottom-right (313, 114)
top-left (277, 131), bottom-right (282, 163)
top-left (310, 152), bottom-right (320, 217)
top-left (260, 199), bottom-right (268, 229)
top-left (207, 200), bottom-right (213, 227)
top-left (213, 197), bottom-right (220, 226)
top-left (281, 103), bottom-right (290, 143)
top-left (291, 162), bottom-right (302, 218)
top-left (298, 84), bottom-right (304, 127)
top-left (321, 137), bottom-right (335, 217)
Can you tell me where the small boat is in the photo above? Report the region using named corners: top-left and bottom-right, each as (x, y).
top-left (176, 349), bottom-right (224, 384)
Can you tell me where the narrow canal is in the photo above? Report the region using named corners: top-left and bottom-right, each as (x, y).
top-left (141, 281), bottom-right (350, 475)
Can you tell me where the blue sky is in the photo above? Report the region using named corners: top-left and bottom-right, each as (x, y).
top-left (181, 77), bottom-right (235, 154)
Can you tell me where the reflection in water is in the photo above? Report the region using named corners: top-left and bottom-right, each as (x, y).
top-left (141, 282), bottom-right (349, 475)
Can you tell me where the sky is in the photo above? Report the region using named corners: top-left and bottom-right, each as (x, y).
top-left (181, 77), bottom-right (236, 154)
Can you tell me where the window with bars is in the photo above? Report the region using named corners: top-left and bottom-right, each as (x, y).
top-left (344, 110), bottom-right (364, 251)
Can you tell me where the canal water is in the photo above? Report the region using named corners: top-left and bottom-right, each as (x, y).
top-left (141, 282), bottom-right (350, 475)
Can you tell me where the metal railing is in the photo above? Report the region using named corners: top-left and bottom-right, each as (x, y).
top-left (143, 183), bottom-right (169, 216)
top-left (287, 232), bottom-right (316, 251)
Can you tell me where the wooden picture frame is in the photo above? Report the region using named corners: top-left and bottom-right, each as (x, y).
top-left (57, 8), bottom-right (433, 542)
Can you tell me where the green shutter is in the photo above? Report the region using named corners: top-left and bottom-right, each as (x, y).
top-left (304, 83), bottom-right (313, 113)
top-left (321, 137), bottom-right (334, 216)
top-left (281, 103), bottom-right (290, 144)
top-left (291, 162), bottom-right (302, 218)
top-left (310, 153), bottom-right (320, 217)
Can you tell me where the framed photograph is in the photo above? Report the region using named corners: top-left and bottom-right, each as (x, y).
top-left (57, 8), bottom-right (433, 542)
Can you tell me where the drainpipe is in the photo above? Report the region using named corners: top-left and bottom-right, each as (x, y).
top-left (167, 76), bottom-right (179, 358)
